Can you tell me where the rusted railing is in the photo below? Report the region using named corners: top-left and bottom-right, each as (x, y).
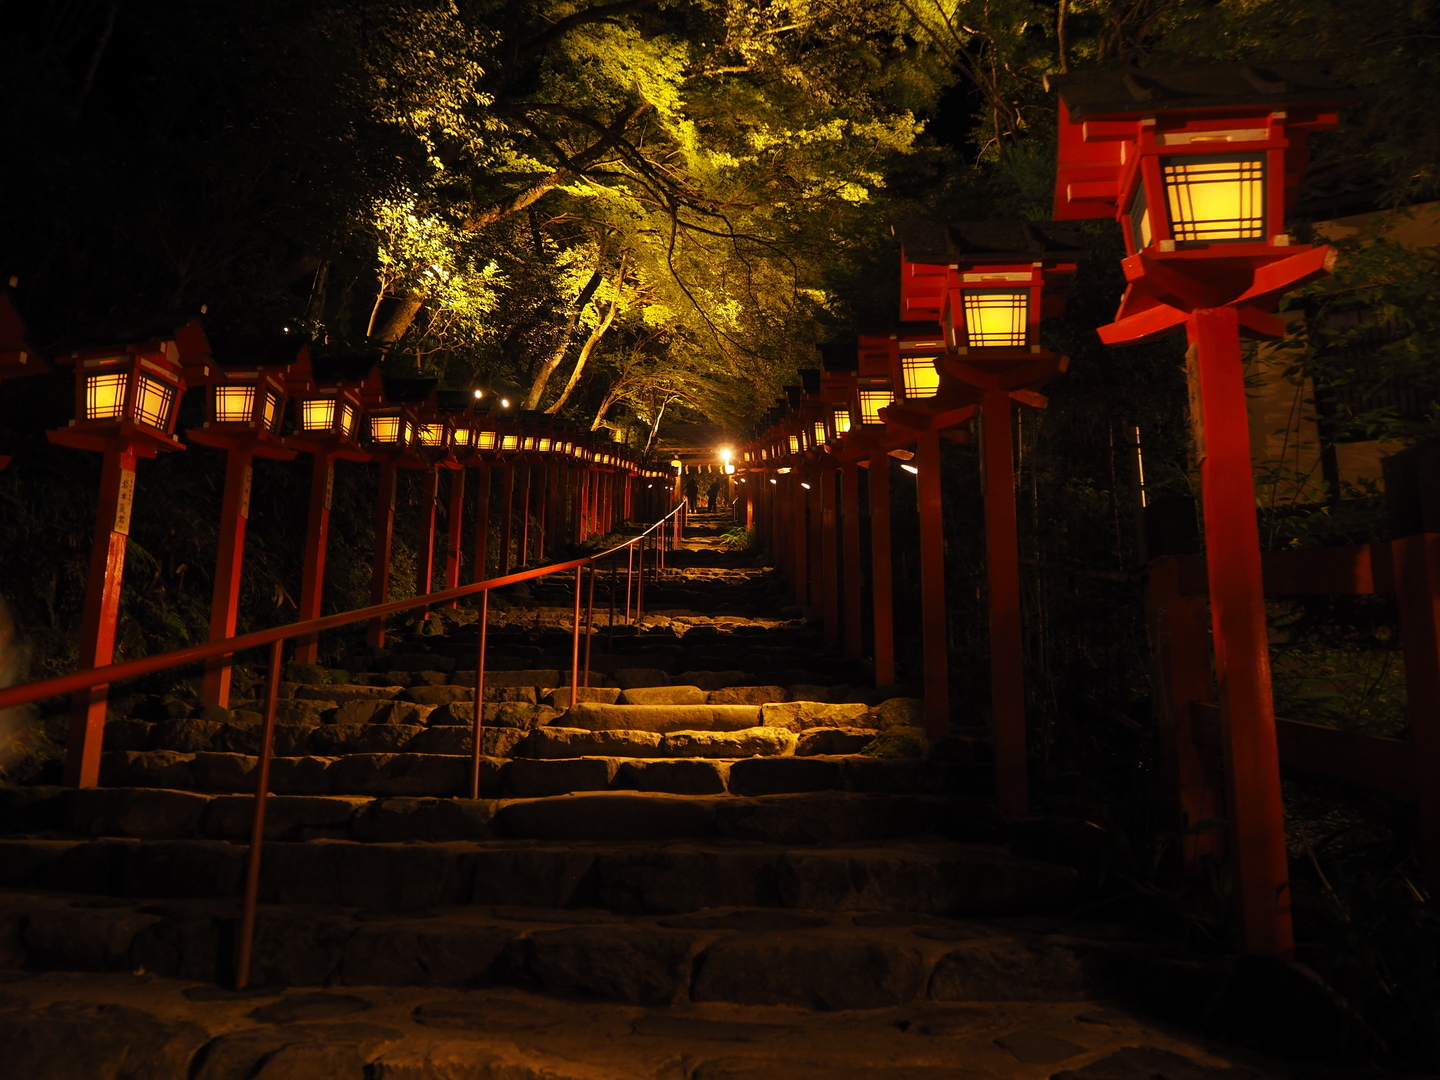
top-left (0, 500), bottom-right (688, 988)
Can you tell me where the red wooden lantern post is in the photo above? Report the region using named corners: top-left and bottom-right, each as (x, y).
top-left (365, 387), bottom-right (423, 647)
top-left (412, 393), bottom-right (461, 609)
top-left (876, 320), bottom-right (972, 740)
top-left (187, 339), bottom-right (301, 705)
top-left (469, 403), bottom-right (500, 582)
top-left (0, 290), bottom-right (49, 470)
top-left (284, 354), bottom-right (375, 664)
top-left (1047, 62), bottom-right (1355, 956)
top-left (896, 222), bottom-right (1086, 814)
top-left (435, 391), bottom-right (478, 604)
top-left (48, 317), bottom-right (215, 786)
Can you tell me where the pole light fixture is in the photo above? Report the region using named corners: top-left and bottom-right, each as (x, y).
top-left (48, 314), bottom-right (216, 788)
top-left (1046, 62), bottom-right (1356, 959)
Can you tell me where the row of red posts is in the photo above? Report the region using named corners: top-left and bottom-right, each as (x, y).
top-left (0, 300), bottom-right (671, 790)
top-left (727, 63), bottom-right (1426, 959)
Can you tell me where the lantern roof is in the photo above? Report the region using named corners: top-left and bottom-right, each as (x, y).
top-left (818, 341), bottom-right (858, 372)
top-left (799, 369), bottom-right (821, 395)
top-left (210, 335), bottom-right (305, 376)
top-left (55, 312), bottom-right (215, 384)
top-left (1044, 62), bottom-right (1355, 121)
top-left (0, 290), bottom-right (48, 380)
top-left (893, 221), bottom-right (1088, 267)
top-left (312, 354), bottom-right (380, 386)
top-left (382, 378), bottom-right (438, 405)
top-left (435, 389), bottom-right (475, 413)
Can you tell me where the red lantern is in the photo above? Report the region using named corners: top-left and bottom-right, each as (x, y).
top-left (1047, 63), bottom-right (1357, 958)
top-left (48, 315), bottom-right (214, 787)
top-left (187, 338), bottom-right (302, 706)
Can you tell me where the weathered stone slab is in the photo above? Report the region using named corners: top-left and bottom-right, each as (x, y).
top-left (929, 938), bottom-right (1090, 1002)
top-left (250, 911), bottom-right (357, 985)
top-left (351, 797), bottom-right (498, 842)
top-left (509, 925), bottom-right (694, 1005)
top-left (403, 685), bottom-right (474, 706)
top-left (64, 787), bottom-right (212, 840)
top-left (377, 652), bottom-right (457, 673)
top-left (760, 701), bottom-right (871, 731)
top-left (297, 684), bottom-right (404, 703)
top-left (275, 699), bottom-right (334, 725)
top-left (539, 686), bottom-right (619, 707)
top-left (468, 846), bottom-right (596, 907)
top-left (428, 702), bottom-right (562, 729)
top-left (309, 724), bottom-right (424, 756)
top-left (406, 726), bottom-right (524, 758)
top-left (332, 699), bottom-right (436, 725)
top-left (189, 1023), bottom-right (401, 1080)
top-left (101, 718), bottom-right (151, 751)
top-left (100, 750), bottom-right (195, 790)
top-left (707, 685), bottom-right (788, 705)
top-left (203, 794), bottom-right (363, 841)
top-left (506, 757), bottom-right (618, 797)
top-left (590, 848), bottom-right (779, 913)
top-left (714, 792), bottom-right (940, 844)
top-left (727, 757), bottom-right (842, 796)
top-left (613, 759), bottom-right (728, 795)
top-left (22, 904), bottom-right (161, 970)
top-left (518, 727), bottom-right (662, 759)
top-left (340, 921), bottom-right (515, 986)
top-left (613, 668), bottom-right (671, 689)
top-left (498, 792), bottom-right (715, 840)
top-left (451, 669), bottom-right (561, 688)
top-left (0, 1000), bottom-right (208, 1080)
top-left (875, 696), bottom-right (926, 729)
top-left (268, 755), bottom-right (335, 796)
top-left (660, 728), bottom-right (795, 759)
top-left (619, 685), bottom-right (707, 706)
top-left (845, 758), bottom-right (963, 795)
top-left (189, 752), bottom-right (258, 794)
top-left (675, 670), bottom-right (749, 691)
top-left (692, 936), bottom-right (926, 1009)
top-left (796, 728), bottom-right (877, 756)
top-left (557, 703), bottom-right (761, 734)
top-left (326, 753), bottom-right (471, 798)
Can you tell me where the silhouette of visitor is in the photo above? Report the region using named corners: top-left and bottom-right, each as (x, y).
top-left (684, 474), bottom-right (699, 506)
top-left (707, 477), bottom-right (723, 512)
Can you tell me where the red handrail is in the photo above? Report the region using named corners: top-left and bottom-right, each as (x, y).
top-left (0, 498), bottom-right (688, 989)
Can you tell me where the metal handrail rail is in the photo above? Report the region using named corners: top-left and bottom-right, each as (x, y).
top-left (0, 495), bottom-right (689, 989)
top-left (0, 502), bottom-right (685, 712)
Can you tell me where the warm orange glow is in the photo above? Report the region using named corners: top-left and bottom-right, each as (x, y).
top-left (501, 434), bottom-right (519, 451)
top-left (452, 427), bottom-right (471, 446)
top-left (477, 430), bottom-right (497, 450)
top-left (962, 290), bottom-right (1028, 347)
top-left (539, 437), bottom-right (552, 452)
top-left (1163, 156), bottom-right (1265, 242)
top-left (302, 398), bottom-right (336, 431)
top-left (813, 421), bottom-right (827, 446)
top-left (900, 355), bottom-right (941, 397)
top-left (341, 403), bottom-right (358, 437)
top-left (834, 408), bottom-right (851, 434)
top-left (787, 434), bottom-right (800, 454)
top-left (371, 415), bottom-right (403, 442)
top-left (417, 423), bottom-right (446, 446)
top-left (858, 388), bottom-right (892, 424)
top-left (262, 391), bottom-right (280, 430)
top-left (134, 376), bottom-right (175, 429)
top-left (85, 373), bottom-right (128, 421)
top-left (215, 385), bottom-right (256, 423)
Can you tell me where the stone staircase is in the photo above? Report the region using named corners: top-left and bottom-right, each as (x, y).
top-left (0, 514), bottom-right (1287, 1079)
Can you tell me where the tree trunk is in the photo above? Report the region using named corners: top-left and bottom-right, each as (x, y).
top-left (523, 269), bottom-right (603, 409)
top-left (546, 299), bottom-right (616, 414)
top-left (373, 292), bottom-right (425, 344)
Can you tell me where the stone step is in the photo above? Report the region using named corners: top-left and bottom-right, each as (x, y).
top-left (88, 749), bottom-right (971, 798)
top-left (0, 890), bottom-right (1136, 1008)
top-left (1, 787), bottom-right (993, 845)
top-left (0, 834), bottom-right (1074, 915)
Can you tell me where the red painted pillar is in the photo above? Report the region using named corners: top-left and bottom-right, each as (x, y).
top-left (443, 466), bottom-right (465, 605)
top-left (868, 458), bottom-right (896, 686)
top-left (65, 447), bottom-right (138, 788)
top-left (819, 468), bottom-right (839, 643)
top-left (534, 463), bottom-right (549, 562)
top-left (807, 473), bottom-right (823, 613)
top-left (367, 459), bottom-right (399, 647)
top-left (294, 453), bottom-right (335, 665)
top-left (416, 468), bottom-right (440, 599)
top-left (982, 391), bottom-right (1027, 815)
top-left (1190, 306), bottom-right (1293, 957)
top-left (472, 464), bottom-right (492, 583)
top-left (1394, 532), bottom-right (1440, 892)
top-left (517, 464), bottom-right (532, 567)
top-left (915, 432), bottom-right (950, 741)
top-left (791, 475), bottom-right (808, 607)
top-left (841, 463), bottom-right (863, 660)
top-left (498, 464), bottom-right (515, 576)
top-left (201, 449), bottom-right (254, 706)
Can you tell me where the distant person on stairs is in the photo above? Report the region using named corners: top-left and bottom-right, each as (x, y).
top-left (684, 474), bottom-right (699, 508)
top-left (706, 476), bottom-right (724, 512)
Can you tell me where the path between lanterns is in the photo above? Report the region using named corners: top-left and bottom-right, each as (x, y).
top-left (0, 513), bottom-right (1291, 1079)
